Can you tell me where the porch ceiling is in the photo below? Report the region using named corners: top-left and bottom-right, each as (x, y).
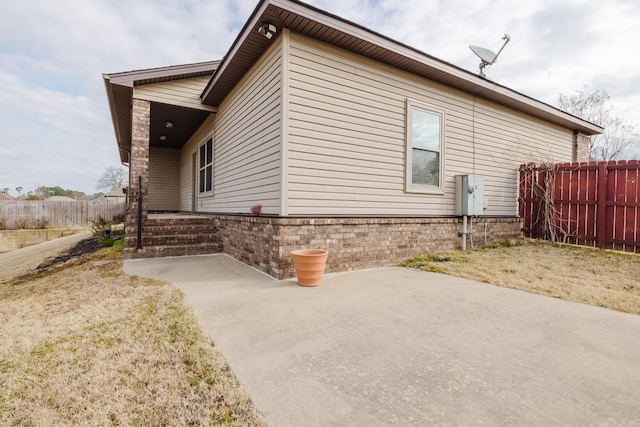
top-left (150, 103), bottom-right (211, 150)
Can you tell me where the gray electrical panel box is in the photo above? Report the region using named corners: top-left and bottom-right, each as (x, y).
top-left (455, 175), bottom-right (484, 216)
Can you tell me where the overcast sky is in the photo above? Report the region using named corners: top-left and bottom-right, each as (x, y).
top-left (1, 0), bottom-right (639, 195)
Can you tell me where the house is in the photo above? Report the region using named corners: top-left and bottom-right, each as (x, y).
top-left (103, 0), bottom-right (602, 279)
top-left (0, 191), bottom-right (14, 201)
top-left (45, 196), bottom-right (76, 202)
top-left (104, 187), bottom-right (127, 198)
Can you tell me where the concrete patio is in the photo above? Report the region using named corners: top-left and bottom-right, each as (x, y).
top-left (124, 254), bottom-right (640, 426)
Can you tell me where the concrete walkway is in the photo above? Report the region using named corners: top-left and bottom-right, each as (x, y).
top-left (0, 229), bottom-right (92, 283)
top-left (125, 254), bottom-right (640, 426)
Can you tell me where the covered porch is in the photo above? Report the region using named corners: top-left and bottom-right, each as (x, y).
top-left (103, 62), bottom-right (220, 258)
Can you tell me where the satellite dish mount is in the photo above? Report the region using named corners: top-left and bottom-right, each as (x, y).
top-left (469, 34), bottom-right (511, 77)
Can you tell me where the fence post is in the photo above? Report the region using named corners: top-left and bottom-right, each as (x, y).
top-left (596, 162), bottom-right (607, 250)
top-left (537, 167), bottom-right (546, 239)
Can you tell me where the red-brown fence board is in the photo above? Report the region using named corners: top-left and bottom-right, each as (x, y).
top-left (519, 160), bottom-right (640, 253)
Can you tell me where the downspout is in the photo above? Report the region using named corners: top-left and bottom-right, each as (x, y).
top-left (121, 148), bottom-right (131, 208)
top-left (120, 146), bottom-right (131, 167)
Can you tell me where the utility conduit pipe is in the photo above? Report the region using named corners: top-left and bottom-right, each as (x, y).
top-left (462, 215), bottom-right (468, 251)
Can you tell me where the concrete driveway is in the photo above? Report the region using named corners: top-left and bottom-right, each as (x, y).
top-left (124, 254), bottom-right (640, 426)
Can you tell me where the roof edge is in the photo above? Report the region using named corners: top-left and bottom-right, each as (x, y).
top-left (103, 74), bottom-right (131, 163)
top-left (106, 60), bottom-right (220, 87)
top-left (200, 0), bottom-right (602, 135)
top-left (201, 0), bottom-right (271, 102)
top-left (276, 0), bottom-right (603, 135)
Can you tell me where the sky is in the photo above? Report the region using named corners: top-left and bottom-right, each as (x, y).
top-left (1, 0), bottom-right (639, 196)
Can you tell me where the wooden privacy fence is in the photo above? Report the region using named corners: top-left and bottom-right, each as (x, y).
top-left (519, 160), bottom-right (640, 253)
top-left (0, 199), bottom-right (126, 229)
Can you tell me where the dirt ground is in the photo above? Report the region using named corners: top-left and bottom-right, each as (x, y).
top-left (0, 230), bottom-right (93, 283)
top-left (402, 239), bottom-right (640, 315)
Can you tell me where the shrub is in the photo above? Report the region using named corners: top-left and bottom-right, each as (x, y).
top-left (100, 237), bottom-right (116, 247)
top-left (91, 216), bottom-right (124, 247)
top-left (110, 238), bottom-right (124, 255)
top-left (33, 218), bottom-right (50, 229)
top-left (15, 218), bottom-right (30, 229)
top-left (112, 213), bottom-right (125, 224)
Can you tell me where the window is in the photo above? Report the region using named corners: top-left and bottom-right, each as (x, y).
top-left (199, 138), bottom-right (213, 193)
top-left (406, 101), bottom-right (444, 192)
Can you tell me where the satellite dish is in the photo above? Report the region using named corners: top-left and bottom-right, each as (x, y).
top-left (469, 34), bottom-right (511, 77)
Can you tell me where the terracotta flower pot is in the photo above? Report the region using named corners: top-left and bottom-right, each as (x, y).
top-left (251, 204), bottom-right (262, 214)
top-left (291, 249), bottom-right (329, 287)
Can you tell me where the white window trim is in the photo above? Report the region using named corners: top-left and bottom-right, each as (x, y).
top-left (197, 135), bottom-right (214, 197)
top-left (405, 99), bottom-right (445, 194)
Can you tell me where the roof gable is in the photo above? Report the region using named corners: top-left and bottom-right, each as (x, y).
top-left (104, 61), bottom-right (219, 161)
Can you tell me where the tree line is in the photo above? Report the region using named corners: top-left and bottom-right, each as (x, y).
top-left (2, 167), bottom-right (127, 200)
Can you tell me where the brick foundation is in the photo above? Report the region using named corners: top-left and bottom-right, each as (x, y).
top-left (128, 214), bottom-right (521, 278)
top-left (218, 215), bottom-right (522, 279)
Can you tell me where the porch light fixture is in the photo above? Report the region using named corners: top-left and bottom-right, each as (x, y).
top-left (165, 121), bottom-right (174, 128)
top-left (258, 23), bottom-right (277, 40)
top-left (159, 135), bottom-right (167, 142)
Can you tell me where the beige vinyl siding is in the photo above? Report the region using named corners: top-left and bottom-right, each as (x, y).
top-left (149, 147), bottom-right (180, 211)
top-left (286, 32), bottom-right (573, 216)
top-left (133, 76), bottom-right (215, 111)
top-left (179, 42), bottom-right (283, 214)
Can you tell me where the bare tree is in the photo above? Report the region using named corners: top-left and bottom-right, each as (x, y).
top-left (558, 85), bottom-right (639, 161)
top-left (590, 116), bottom-right (639, 162)
top-left (96, 166), bottom-right (127, 192)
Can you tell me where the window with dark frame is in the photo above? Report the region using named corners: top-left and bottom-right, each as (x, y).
top-left (199, 138), bottom-right (213, 193)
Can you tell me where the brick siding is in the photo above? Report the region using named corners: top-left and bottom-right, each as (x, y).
top-left (217, 215), bottom-right (522, 279)
top-left (128, 99), bottom-right (151, 229)
top-left (125, 216), bottom-right (222, 259)
top-left (574, 132), bottom-right (591, 162)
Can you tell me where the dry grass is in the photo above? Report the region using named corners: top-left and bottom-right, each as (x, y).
top-left (402, 239), bottom-right (640, 315)
top-left (0, 248), bottom-right (266, 426)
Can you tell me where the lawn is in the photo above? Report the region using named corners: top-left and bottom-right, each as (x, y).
top-left (402, 239), bottom-right (640, 315)
top-left (0, 247), bottom-right (265, 426)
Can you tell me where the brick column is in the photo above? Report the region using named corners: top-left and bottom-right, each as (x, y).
top-left (574, 132), bottom-right (591, 162)
top-left (129, 98), bottom-right (151, 223)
